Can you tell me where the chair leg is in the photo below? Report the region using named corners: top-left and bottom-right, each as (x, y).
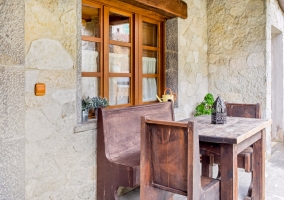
top-left (201, 155), bottom-right (214, 177)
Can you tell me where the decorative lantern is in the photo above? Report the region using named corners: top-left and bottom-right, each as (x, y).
top-left (211, 95), bottom-right (227, 124)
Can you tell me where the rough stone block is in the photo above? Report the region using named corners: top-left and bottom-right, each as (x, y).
top-left (26, 39), bottom-right (73, 70)
top-left (0, 0), bottom-right (24, 65)
top-left (0, 138), bottom-right (25, 200)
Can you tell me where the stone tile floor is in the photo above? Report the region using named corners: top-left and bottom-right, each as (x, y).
top-left (119, 143), bottom-right (284, 200)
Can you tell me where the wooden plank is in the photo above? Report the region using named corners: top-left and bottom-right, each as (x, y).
top-left (251, 130), bottom-right (266, 200)
top-left (81, 35), bottom-right (101, 42)
top-left (117, 0), bottom-right (187, 19)
top-left (180, 116), bottom-right (272, 144)
top-left (220, 144), bottom-right (238, 200)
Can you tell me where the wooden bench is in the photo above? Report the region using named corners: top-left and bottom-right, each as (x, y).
top-left (140, 117), bottom-right (220, 200)
top-left (97, 102), bottom-right (174, 200)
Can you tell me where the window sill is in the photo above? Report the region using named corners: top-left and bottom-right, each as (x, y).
top-left (74, 119), bottom-right (97, 133)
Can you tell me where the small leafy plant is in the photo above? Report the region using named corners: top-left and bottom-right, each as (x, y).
top-left (194, 93), bottom-right (215, 116)
top-left (91, 96), bottom-right (109, 108)
top-left (82, 97), bottom-right (93, 111)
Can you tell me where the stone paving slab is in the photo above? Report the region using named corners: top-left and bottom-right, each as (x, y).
top-left (119, 143), bottom-right (284, 200)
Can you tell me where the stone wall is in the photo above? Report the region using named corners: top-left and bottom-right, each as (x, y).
top-left (175, 0), bottom-right (208, 120)
top-left (25, 0), bottom-right (97, 199)
top-left (207, 0), bottom-right (271, 153)
top-left (208, 0), bottom-right (267, 105)
top-left (0, 0), bottom-right (25, 199)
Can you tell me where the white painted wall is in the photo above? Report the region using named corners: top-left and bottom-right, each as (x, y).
top-left (266, 0), bottom-right (284, 154)
top-left (271, 26), bottom-right (283, 142)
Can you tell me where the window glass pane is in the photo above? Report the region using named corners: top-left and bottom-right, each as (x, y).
top-left (142, 78), bottom-right (157, 102)
top-left (109, 45), bottom-right (130, 73)
top-left (109, 77), bottom-right (130, 105)
top-left (82, 41), bottom-right (100, 72)
top-left (142, 50), bottom-right (157, 74)
top-left (82, 6), bottom-right (100, 37)
top-left (143, 22), bottom-right (157, 47)
top-left (109, 12), bottom-right (130, 42)
top-left (82, 77), bottom-right (100, 98)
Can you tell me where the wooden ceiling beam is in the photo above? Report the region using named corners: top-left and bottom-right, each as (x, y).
top-left (117, 0), bottom-right (188, 19)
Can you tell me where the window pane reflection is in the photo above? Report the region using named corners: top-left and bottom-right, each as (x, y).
top-left (82, 77), bottom-right (100, 98)
top-left (109, 45), bottom-right (130, 73)
top-left (82, 6), bottom-right (100, 37)
top-left (109, 77), bottom-right (130, 105)
top-left (109, 12), bottom-right (130, 42)
top-left (82, 41), bottom-right (100, 72)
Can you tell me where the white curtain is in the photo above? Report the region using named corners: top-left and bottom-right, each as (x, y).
top-left (142, 57), bottom-right (157, 102)
top-left (109, 53), bottom-right (130, 105)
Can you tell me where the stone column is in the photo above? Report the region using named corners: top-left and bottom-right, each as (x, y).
top-left (0, 1), bottom-right (25, 199)
top-left (166, 18), bottom-right (179, 108)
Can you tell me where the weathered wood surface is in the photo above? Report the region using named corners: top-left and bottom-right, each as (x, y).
top-left (180, 115), bottom-right (271, 200)
top-left (226, 103), bottom-right (261, 119)
top-left (180, 116), bottom-right (272, 144)
top-left (140, 117), bottom-right (220, 200)
top-left (97, 102), bottom-right (174, 200)
top-left (117, 0), bottom-right (188, 19)
top-left (87, 0), bottom-right (187, 19)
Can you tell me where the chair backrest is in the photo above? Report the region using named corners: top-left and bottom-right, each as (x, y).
top-left (226, 103), bottom-right (261, 119)
top-left (140, 117), bottom-right (201, 199)
top-left (98, 102), bottom-right (174, 164)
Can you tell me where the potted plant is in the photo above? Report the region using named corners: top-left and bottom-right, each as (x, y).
top-left (194, 93), bottom-right (214, 116)
top-left (82, 97), bottom-right (93, 123)
top-left (89, 97), bottom-right (109, 119)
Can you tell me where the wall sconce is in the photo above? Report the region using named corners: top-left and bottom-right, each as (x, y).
top-left (34, 83), bottom-right (45, 96)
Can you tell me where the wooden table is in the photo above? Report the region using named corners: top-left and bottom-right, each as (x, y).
top-left (179, 115), bottom-right (272, 200)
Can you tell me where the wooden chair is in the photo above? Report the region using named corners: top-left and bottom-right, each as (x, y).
top-left (97, 102), bottom-right (174, 200)
top-left (202, 103), bottom-right (260, 199)
top-left (140, 117), bottom-right (220, 200)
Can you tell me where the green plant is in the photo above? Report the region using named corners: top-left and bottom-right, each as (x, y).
top-left (82, 97), bottom-right (93, 111)
top-left (194, 93), bottom-right (215, 116)
top-left (91, 96), bottom-right (109, 108)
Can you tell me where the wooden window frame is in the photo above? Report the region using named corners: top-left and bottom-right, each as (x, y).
top-left (82, 0), bottom-right (166, 108)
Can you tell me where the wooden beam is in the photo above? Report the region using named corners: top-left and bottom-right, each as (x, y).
top-left (278, 0), bottom-right (284, 13)
top-left (118, 0), bottom-right (188, 19)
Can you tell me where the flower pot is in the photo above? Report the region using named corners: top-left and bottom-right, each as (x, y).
top-left (82, 110), bottom-right (89, 123)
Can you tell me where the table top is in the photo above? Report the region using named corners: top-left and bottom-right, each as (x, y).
top-left (179, 115), bottom-right (272, 144)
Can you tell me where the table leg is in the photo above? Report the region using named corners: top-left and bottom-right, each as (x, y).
top-left (251, 130), bottom-right (266, 200)
top-left (220, 144), bottom-right (238, 200)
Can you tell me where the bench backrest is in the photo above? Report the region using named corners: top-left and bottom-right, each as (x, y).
top-left (140, 117), bottom-right (201, 199)
top-left (226, 103), bottom-right (261, 119)
top-left (98, 102), bottom-right (174, 165)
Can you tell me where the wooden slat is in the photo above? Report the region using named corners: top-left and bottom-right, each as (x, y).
top-left (82, 72), bottom-right (101, 77)
top-left (109, 40), bottom-right (131, 47)
top-left (82, 35), bottom-right (101, 42)
top-left (117, 0), bottom-right (187, 19)
top-left (180, 116), bottom-right (272, 144)
top-left (142, 45), bottom-right (159, 51)
top-left (142, 74), bottom-right (158, 78)
top-left (85, 0), bottom-right (187, 20)
top-left (108, 73), bottom-right (131, 77)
